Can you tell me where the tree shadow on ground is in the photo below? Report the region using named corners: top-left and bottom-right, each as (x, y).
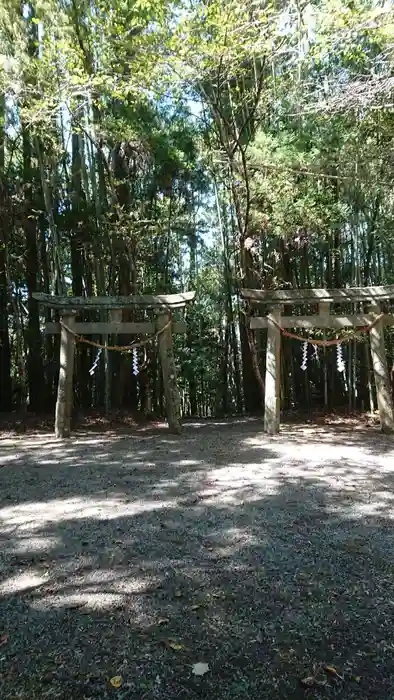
top-left (1, 413), bottom-right (391, 454)
top-left (1, 421), bottom-right (394, 699)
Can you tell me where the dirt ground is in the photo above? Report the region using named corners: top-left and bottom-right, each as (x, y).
top-left (1, 417), bottom-right (394, 699)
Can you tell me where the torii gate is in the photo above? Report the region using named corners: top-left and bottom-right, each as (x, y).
top-left (241, 285), bottom-right (394, 435)
top-left (33, 292), bottom-right (195, 438)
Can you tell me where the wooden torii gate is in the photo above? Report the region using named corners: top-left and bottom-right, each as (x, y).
top-left (33, 292), bottom-right (196, 438)
top-left (241, 285), bottom-right (394, 435)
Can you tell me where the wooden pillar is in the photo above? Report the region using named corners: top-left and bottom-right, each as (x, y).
top-left (105, 309), bottom-right (122, 413)
top-left (157, 311), bottom-right (181, 434)
top-left (368, 303), bottom-right (394, 433)
top-left (319, 302), bottom-right (330, 408)
top-left (319, 301), bottom-right (331, 326)
top-left (55, 313), bottom-right (76, 438)
top-left (264, 306), bottom-right (281, 434)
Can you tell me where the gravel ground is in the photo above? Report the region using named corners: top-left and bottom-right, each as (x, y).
top-left (1, 417), bottom-right (394, 700)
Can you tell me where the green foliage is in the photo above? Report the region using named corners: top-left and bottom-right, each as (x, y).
top-left (2, 0), bottom-right (394, 416)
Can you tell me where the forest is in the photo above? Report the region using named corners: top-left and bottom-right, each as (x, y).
top-left (1, 0), bottom-right (394, 421)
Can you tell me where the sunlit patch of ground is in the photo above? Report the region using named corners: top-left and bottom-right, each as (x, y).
top-left (1, 419), bottom-right (394, 698)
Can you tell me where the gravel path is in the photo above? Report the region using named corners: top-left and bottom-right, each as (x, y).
top-left (1, 418), bottom-right (394, 699)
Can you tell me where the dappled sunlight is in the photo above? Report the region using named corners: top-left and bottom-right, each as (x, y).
top-left (31, 591), bottom-right (126, 612)
top-left (3, 422), bottom-right (394, 552)
top-left (281, 424), bottom-right (394, 454)
top-left (0, 495), bottom-right (175, 533)
top-left (202, 462), bottom-right (281, 504)
top-left (6, 535), bottom-right (61, 554)
top-left (213, 526), bottom-right (264, 558)
top-left (244, 431), bottom-right (394, 464)
top-left (1, 434), bottom-right (118, 453)
top-left (2, 420), bottom-right (394, 700)
top-left (176, 459), bottom-right (201, 467)
top-left (0, 570), bottom-right (49, 595)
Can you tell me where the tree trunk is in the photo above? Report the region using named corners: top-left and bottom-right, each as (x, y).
top-left (40, 221), bottom-right (56, 409)
top-left (71, 132), bottom-right (91, 408)
top-left (187, 229), bottom-right (197, 415)
top-left (239, 311), bottom-right (263, 412)
top-left (0, 93), bottom-right (12, 410)
top-left (23, 129), bottom-right (45, 411)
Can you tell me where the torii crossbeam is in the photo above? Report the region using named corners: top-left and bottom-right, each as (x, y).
top-left (241, 285), bottom-right (394, 434)
top-left (33, 292), bottom-right (196, 438)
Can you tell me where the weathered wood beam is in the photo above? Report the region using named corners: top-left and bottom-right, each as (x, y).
top-left (242, 285), bottom-right (394, 304)
top-left (33, 291), bottom-right (196, 309)
top-left (44, 321), bottom-right (187, 335)
top-left (55, 314), bottom-right (75, 438)
top-left (250, 314), bottom-right (394, 330)
top-left (368, 303), bottom-right (394, 434)
top-left (157, 311), bottom-right (181, 434)
top-left (319, 302), bottom-right (331, 326)
top-left (264, 307), bottom-right (281, 435)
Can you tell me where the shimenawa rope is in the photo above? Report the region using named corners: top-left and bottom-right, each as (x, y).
top-left (268, 312), bottom-right (385, 347)
top-left (59, 316), bottom-right (172, 352)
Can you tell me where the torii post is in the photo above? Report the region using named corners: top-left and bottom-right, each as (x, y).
top-left (33, 292), bottom-right (196, 437)
top-left (241, 285), bottom-right (394, 435)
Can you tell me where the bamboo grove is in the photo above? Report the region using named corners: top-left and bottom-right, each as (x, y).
top-left (1, 0), bottom-right (394, 420)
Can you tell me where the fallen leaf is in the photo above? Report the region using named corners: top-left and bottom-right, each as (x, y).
top-left (300, 676), bottom-right (327, 688)
top-left (354, 676), bottom-right (361, 683)
top-left (110, 675), bottom-right (122, 688)
top-left (300, 676), bottom-right (315, 687)
top-left (192, 662), bottom-right (209, 676)
top-left (181, 495), bottom-right (201, 506)
top-left (157, 617), bottom-right (170, 625)
top-left (166, 640), bottom-right (185, 651)
top-left (0, 635), bottom-right (7, 646)
top-left (252, 631), bottom-right (263, 643)
top-left (190, 603), bottom-right (206, 611)
top-left (66, 602), bottom-right (84, 610)
top-left (324, 666), bottom-right (344, 680)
